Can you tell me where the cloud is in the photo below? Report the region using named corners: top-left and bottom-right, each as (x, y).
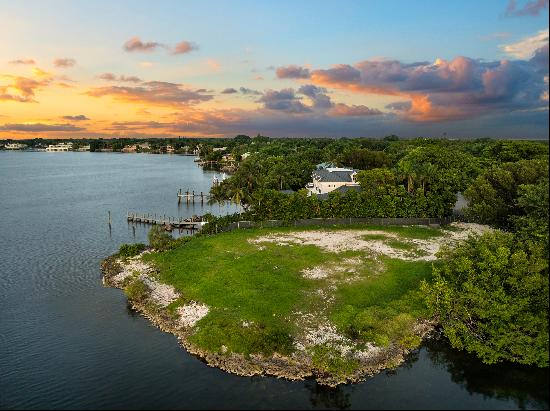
top-left (505, 0), bottom-right (548, 16)
top-left (0, 75), bottom-right (52, 103)
top-left (0, 123), bottom-right (85, 132)
top-left (276, 65), bottom-right (311, 79)
top-left (61, 115), bottom-right (89, 121)
top-left (53, 58), bottom-right (76, 68)
top-left (305, 54), bottom-right (548, 122)
top-left (500, 29), bottom-right (549, 59)
top-left (86, 81), bottom-right (213, 107)
top-left (221, 88), bottom-right (238, 94)
top-left (173, 41), bottom-right (198, 54)
top-left (98, 72), bottom-right (142, 82)
top-left (328, 103), bottom-right (382, 117)
top-left (239, 87), bottom-right (261, 95)
top-left (297, 84), bottom-right (332, 109)
top-left (9, 59), bottom-right (36, 65)
top-left (258, 88), bottom-right (311, 113)
top-left (123, 37), bottom-right (162, 53)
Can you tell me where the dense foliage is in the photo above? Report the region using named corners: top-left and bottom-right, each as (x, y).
top-left (118, 243), bottom-right (146, 258)
top-left (422, 231), bottom-right (549, 367)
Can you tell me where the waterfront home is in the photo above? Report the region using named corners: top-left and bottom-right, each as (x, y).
top-left (5, 143), bottom-right (28, 150)
top-left (241, 152), bottom-right (251, 160)
top-left (222, 153), bottom-right (235, 162)
top-left (306, 167), bottom-right (360, 195)
top-left (166, 145), bottom-right (175, 154)
top-left (77, 145), bottom-right (91, 152)
top-left (213, 146), bottom-right (227, 152)
top-left (46, 142), bottom-right (73, 152)
top-left (122, 144), bottom-right (137, 153)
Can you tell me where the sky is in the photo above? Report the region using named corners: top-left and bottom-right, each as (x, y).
top-left (0, 0), bottom-right (548, 139)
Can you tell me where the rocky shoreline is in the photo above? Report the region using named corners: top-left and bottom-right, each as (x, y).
top-left (101, 251), bottom-right (436, 387)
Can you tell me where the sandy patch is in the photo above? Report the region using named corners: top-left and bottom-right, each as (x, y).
top-left (250, 222), bottom-right (490, 262)
top-left (139, 274), bottom-right (180, 307)
top-left (112, 253), bottom-right (155, 286)
top-left (177, 301), bottom-right (210, 328)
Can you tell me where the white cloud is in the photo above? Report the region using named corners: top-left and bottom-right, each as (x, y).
top-left (500, 28), bottom-right (549, 59)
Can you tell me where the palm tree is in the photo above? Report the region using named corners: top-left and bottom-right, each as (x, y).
top-left (231, 187), bottom-right (245, 215)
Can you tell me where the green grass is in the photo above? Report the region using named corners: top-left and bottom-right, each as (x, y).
top-left (330, 258), bottom-right (432, 347)
top-left (142, 224), bottom-right (438, 367)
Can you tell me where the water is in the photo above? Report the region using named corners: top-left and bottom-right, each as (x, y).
top-left (0, 151), bottom-right (547, 410)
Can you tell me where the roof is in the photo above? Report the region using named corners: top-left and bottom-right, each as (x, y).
top-left (312, 169), bottom-right (356, 183)
top-left (316, 185), bottom-right (362, 200)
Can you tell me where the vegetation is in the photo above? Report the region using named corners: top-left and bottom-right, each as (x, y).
top-left (148, 226), bottom-right (173, 250)
top-left (118, 243), bottom-right (146, 258)
top-left (422, 231), bottom-right (548, 367)
top-left (140, 224), bottom-right (455, 377)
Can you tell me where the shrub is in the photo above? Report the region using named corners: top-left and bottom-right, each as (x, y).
top-left (422, 230), bottom-right (549, 367)
top-left (148, 225), bottom-right (173, 251)
top-left (124, 278), bottom-right (149, 301)
top-left (118, 243), bottom-right (147, 258)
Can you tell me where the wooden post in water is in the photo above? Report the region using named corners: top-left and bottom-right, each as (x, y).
top-left (192, 190), bottom-right (195, 203)
top-left (178, 188), bottom-right (182, 204)
top-left (108, 210), bottom-right (112, 227)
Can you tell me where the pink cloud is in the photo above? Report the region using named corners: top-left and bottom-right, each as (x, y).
top-left (123, 37), bottom-right (162, 53)
top-left (173, 41), bottom-right (198, 54)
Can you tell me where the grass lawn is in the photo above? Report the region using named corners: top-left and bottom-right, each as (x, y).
top-left (142, 224), bottom-right (440, 364)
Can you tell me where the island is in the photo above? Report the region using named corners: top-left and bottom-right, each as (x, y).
top-left (101, 222), bottom-right (489, 386)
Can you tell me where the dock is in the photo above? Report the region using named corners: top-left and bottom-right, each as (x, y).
top-left (177, 189), bottom-right (210, 204)
top-left (127, 211), bottom-right (206, 230)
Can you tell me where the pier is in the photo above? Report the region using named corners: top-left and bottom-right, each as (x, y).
top-left (177, 189), bottom-right (210, 204)
top-left (127, 211), bottom-right (206, 230)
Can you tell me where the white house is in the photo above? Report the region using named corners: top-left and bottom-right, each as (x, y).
top-left (306, 167), bottom-right (360, 196)
top-left (46, 142), bottom-right (73, 152)
top-left (5, 143), bottom-right (27, 150)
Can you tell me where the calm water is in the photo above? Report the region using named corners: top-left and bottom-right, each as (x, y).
top-left (0, 152), bottom-right (548, 410)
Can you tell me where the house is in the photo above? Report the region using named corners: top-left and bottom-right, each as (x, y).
top-left (166, 145), bottom-right (175, 154)
top-left (46, 142), bottom-right (73, 152)
top-left (5, 143), bottom-right (27, 150)
top-left (222, 153), bottom-right (235, 162)
top-left (306, 167), bottom-right (360, 196)
top-left (212, 146), bottom-right (227, 152)
top-left (76, 145), bottom-right (90, 152)
top-left (122, 145), bottom-right (137, 153)
top-left (241, 152), bottom-right (251, 160)
top-left (315, 185), bottom-right (362, 200)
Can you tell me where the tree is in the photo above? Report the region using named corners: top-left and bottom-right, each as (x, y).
top-left (464, 159), bottom-right (548, 228)
top-left (422, 231), bottom-right (549, 367)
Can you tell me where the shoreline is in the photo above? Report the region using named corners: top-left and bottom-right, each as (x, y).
top-left (100, 250), bottom-right (436, 387)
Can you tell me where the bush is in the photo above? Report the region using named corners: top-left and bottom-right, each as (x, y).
top-left (422, 230), bottom-right (549, 367)
top-left (148, 226), bottom-right (173, 251)
top-left (124, 278), bottom-right (149, 301)
top-left (118, 243), bottom-right (147, 258)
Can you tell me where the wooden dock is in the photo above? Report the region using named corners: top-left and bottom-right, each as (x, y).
top-left (127, 212), bottom-right (206, 230)
top-left (177, 189), bottom-right (210, 204)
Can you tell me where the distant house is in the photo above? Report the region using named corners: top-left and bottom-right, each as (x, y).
top-left (222, 153), bottom-right (235, 162)
top-left (166, 145), bottom-right (175, 154)
top-left (306, 167), bottom-right (360, 196)
top-left (76, 145), bottom-right (91, 152)
top-left (5, 143), bottom-right (27, 150)
top-left (122, 145), bottom-right (137, 153)
top-left (46, 142), bottom-right (73, 152)
top-left (213, 146), bottom-right (227, 152)
top-left (241, 152), bottom-right (251, 160)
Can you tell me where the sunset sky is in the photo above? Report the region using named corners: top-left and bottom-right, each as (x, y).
top-left (1, 0), bottom-right (548, 139)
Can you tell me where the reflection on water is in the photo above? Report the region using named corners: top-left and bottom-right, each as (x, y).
top-left (426, 337), bottom-right (549, 410)
top-left (0, 152), bottom-right (547, 410)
